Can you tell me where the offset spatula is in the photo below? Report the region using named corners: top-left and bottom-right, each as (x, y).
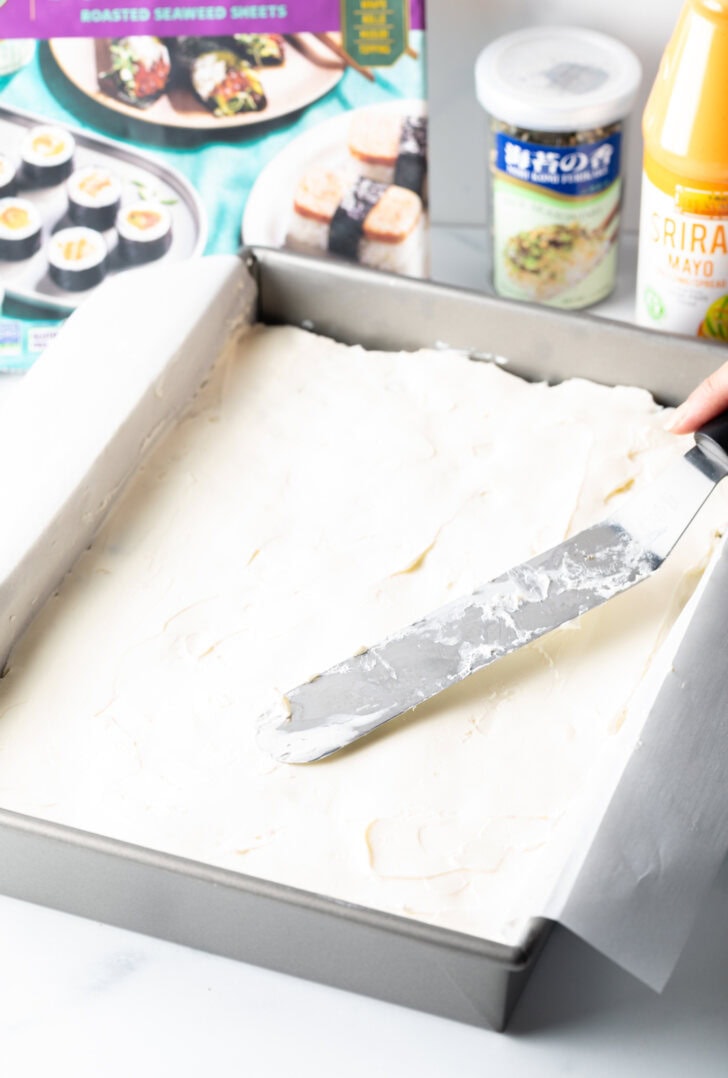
top-left (257, 414), bottom-right (728, 764)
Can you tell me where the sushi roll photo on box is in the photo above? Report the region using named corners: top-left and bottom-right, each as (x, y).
top-left (21, 126), bottom-right (75, 186)
top-left (117, 203), bottom-right (173, 265)
top-left (67, 166), bottom-right (122, 231)
top-left (98, 37), bottom-right (172, 109)
top-left (226, 33), bottom-right (285, 66)
top-left (287, 168), bottom-right (427, 277)
top-left (273, 103), bottom-right (430, 280)
top-left (0, 198), bottom-right (42, 261)
top-left (47, 227), bottom-right (107, 291)
top-left (348, 111), bottom-right (428, 203)
top-left (0, 1), bottom-right (428, 374)
top-left (170, 40), bottom-right (268, 116)
top-left (189, 50), bottom-right (266, 117)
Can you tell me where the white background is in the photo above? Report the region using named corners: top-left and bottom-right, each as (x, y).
top-left (2, 1), bottom-right (728, 1074)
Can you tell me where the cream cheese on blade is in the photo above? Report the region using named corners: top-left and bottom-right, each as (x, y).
top-left (0, 324), bottom-right (725, 947)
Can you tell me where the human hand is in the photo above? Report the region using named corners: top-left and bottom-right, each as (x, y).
top-left (669, 359), bottom-right (728, 434)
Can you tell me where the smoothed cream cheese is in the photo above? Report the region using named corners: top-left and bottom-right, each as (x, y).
top-left (0, 324), bottom-right (725, 945)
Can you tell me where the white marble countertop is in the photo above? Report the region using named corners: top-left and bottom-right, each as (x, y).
top-left (2, 230), bottom-right (727, 1075)
top-left (1, 864), bottom-right (726, 1075)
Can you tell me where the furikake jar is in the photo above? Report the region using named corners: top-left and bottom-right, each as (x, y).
top-left (475, 27), bottom-right (641, 309)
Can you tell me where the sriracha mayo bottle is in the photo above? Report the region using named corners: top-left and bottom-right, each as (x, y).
top-left (636, 0), bottom-right (728, 340)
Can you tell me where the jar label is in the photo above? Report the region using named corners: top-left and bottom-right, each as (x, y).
top-left (491, 130), bottom-right (622, 309)
top-left (494, 131), bottom-right (621, 197)
top-left (636, 173), bottom-right (728, 340)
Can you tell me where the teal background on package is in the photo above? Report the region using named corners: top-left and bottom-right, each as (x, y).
top-left (0, 35), bottom-right (426, 371)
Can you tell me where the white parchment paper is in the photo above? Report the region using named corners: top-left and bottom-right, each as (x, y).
top-left (543, 536), bottom-right (728, 989)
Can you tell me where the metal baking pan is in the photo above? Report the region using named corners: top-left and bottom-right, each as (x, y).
top-left (0, 103), bottom-right (207, 314)
top-left (0, 247), bottom-right (726, 1031)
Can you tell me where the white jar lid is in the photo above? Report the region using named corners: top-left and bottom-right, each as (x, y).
top-left (475, 26), bottom-right (642, 133)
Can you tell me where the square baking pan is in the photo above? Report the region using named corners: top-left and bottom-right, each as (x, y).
top-left (0, 247), bottom-right (726, 1031)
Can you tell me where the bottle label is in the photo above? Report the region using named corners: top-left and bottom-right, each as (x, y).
top-left (636, 172), bottom-right (728, 340)
top-left (491, 130), bottom-right (622, 309)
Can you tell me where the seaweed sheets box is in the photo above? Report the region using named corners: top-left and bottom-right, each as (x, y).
top-left (0, 1), bottom-right (428, 370)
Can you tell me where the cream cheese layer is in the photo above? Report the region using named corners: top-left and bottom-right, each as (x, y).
top-left (0, 325), bottom-right (725, 946)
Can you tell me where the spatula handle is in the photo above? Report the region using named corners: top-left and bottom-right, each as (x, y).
top-left (695, 410), bottom-right (728, 472)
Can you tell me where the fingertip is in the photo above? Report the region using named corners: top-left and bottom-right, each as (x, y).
top-left (665, 401), bottom-right (695, 434)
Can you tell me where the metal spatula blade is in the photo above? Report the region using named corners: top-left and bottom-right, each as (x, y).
top-left (257, 418), bottom-right (728, 764)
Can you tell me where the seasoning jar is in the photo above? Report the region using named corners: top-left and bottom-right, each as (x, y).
top-left (475, 27), bottom-right (641, 310)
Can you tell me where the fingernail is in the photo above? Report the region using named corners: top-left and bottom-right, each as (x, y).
top-left (666, 401), bottom-right (693, 432)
